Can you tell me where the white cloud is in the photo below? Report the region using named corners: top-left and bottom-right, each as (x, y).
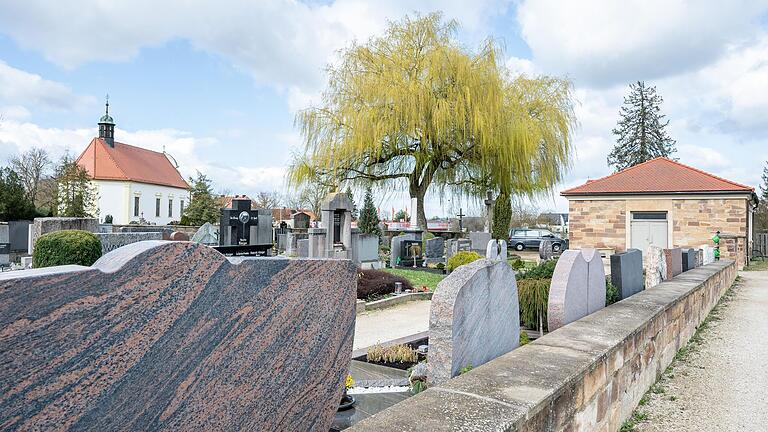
top-left (0, 61), bottom-right (93, 111)
top-left (517, 0), bottom-right (768, 87)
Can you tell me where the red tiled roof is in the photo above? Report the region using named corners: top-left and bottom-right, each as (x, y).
top-left (561, 157), bottom-right (754, 196)
top-left (76, 138), bottom-right (189, 189)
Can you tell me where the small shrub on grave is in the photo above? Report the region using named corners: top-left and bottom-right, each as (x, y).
top-left (366, 344), bottom-right (418, 365)
top-left (435, 262), bottom-right (445, 270)
top-left (517, 278), bottom-right (550, 331)
top-left (520, 330), bottom-right (531, 345)
top-left (357, 269), bottom-right (414, 300)
top-left (446, 251), bottom-right (482, 272)
top-left (509, 258), bottom-right (526, 270)
top-left (606, 277), bottom-right (620, 306)
top-left (516, 258), bottom-right (558, 280)
top-left (179, 215), bottom-right (191, 226)
top-left (32, 230), bottom-right (102, 268)
top-left (103, 214), bottom-right (113, 224)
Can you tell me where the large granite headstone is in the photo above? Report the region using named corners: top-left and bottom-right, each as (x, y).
top-left (428, 259), bottom-right (519, 385)
top-left (449, 238), bottom-right (471, 257)
top-left (191, 222), bottom-right (219, 245)
top-left (0, 241), bottom-right (356, 431)
top-left (485, 239), bottom-right (508, 262)
top-left (645, 245), bottom-right (667, 288)
top-left (547, 248), bottom-right (606, 331)
top-left (663, 248), bottom-right (683, 279)
top-left (469, 231), bottom-right (491, 254)
top-left (95, 232), bottom-right (164, 255)
top-left (31, 217), bottom-right (98, 250)
top-left (681, 248), bottom-right (697, 272)
top-left (118, 225), bottom-right (173, 239)
top-left (390, 233), bottom-right (416, 268)
top-left (610, 249), bottom-right (643, 300)
top-left (356, 234), bottom-right (380, 264)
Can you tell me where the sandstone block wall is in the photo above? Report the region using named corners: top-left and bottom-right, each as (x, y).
top-left (350, 260), bottom-right (737, 431)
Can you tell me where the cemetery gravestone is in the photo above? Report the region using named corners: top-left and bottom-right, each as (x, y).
top-left (428, 259), bottom-right (519, 385)
top-left (548, 248), bottom-right (606, 331)
top-left (32, 217), bottom-right (98, 250)
top-left (425, 237), bottom-right (445, 262)
top-left (390, 233), bottom-right (416, 268)
top-left (695, 249), bottom-right (704, 267)
top-left (169, 231), bottom-right (190, 241)
top-left (663, 248), bottom-right (683, 279)
top-left (0, 241), bottom-right (356, 431)
top-left (539, 239), bottom-right (554, 260)
top-left (485, 239), bottom-right (508, 262)
top-left (0, 223), bottom-right (9, 266)
top-left (700, 245), bottom-right (715, 265)
top-left (681, 248), bottom-right (697, 272)
top-left (469, 231), bottom-right (491, 254)
top-left (610, 249), bottom-right (643, 300)
top-left (356, 233), bottom-right (380, 264)
top-left (95, 232), bottom-right (164, 255)
top-left (645, 245), bottom-right (667, 289)
top-left (191, 222), bottom-right (219, 245)
top-left (296, 238), bottom-right (309, 258)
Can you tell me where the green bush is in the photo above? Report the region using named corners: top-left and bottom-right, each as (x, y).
top-left (447, 251), bottom-right (483, 272)
top-left (518, 278), bottom-right (550, 331)
top-left (509, 258), bottom-right (526, 270)
top-left (520, 330), bottom-right (531, 345)
top-left (32, 230), bottom-right (102, 268)
top-left (516, 258), bottom-right (558, 280)
top-left (606, 277), bottom-right (620, 306)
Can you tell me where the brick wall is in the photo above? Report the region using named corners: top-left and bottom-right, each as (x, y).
top-left (568, 197), bottom-right (749, 265)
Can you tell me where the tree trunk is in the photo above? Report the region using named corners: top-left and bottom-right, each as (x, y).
top-left (409, 182), bottom-right (429, 232)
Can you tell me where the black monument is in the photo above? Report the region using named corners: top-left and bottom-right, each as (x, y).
top-left (215, 196), bottom-right (273, 255)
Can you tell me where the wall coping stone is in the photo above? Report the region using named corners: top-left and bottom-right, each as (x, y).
top-left (349, 260), bottom-right (735, 431)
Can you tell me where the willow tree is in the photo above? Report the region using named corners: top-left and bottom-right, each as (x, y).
top-left (288, 13), bottom-right (576, 229)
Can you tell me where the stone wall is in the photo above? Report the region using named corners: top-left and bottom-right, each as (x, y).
top-left (95, 232), bottom-right (164, 255)
top-left (350, 260), bottom-right (737, 431)
top-left (31, 217), bottom-right (99, 251)
top-left (569, 197), bottom-right (749, 266)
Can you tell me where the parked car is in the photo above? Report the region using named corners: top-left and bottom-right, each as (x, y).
top-left (508, 228), bottom-right (567, 252)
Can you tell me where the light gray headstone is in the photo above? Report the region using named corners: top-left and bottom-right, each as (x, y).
top-left (695, 249), bottom-right (704, 267)
top-left (539, 239), bottom-right (554, 260)
top-left (645, 245), bottom-right (666, 289)
top-left (32, 217), bottom-right (98, 250)
top-left (297, 239), bottom-right (309, 258)
top-left (469, 232), bottom-right (491, 253)
top-left (428, 259), bottom-right (519, 386)
top-left (547, 248), bottom-right (606, 331)
top-left (610, 249), bottom-right (643, 300)
top-left (700, 245), bottom-right (715, 265)
top-left (357, 234), bottom-right (380, 262)
top-left (485, 239), bottom-right (507, 262)
top-left (95, 232), bottom-right (163, 255)
top-left (191, 222), bottom-right (219, 245)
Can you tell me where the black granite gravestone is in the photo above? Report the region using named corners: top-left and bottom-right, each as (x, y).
top-left (681, 248), bottom-right (697, 272)
top-left (610, 249), bottom-right (644, 300)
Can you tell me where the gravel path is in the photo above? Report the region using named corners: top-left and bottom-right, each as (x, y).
top-left (635, 271), bottom-right (768, 432)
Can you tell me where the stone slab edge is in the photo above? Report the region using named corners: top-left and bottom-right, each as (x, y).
top-left (361, 291), bottom-right (433, 312)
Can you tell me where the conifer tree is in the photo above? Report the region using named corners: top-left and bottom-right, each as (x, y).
top-left (183, 172), bottom-right (219, 225)
top-left (54, 154), bottom-right (98, 218)
top-left (608, 81), bottom-right (676, 171)
top-left (492, 192), bottom-right (511, 240)
top-left (345, 186), bottom-right (358, 220)
top-left (358, 187), bottom-right (381, 236)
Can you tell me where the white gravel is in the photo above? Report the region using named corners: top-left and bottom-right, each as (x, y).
top-left (635, 270), bottom-right (768, 432)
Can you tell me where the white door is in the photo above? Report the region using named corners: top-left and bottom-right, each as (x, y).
top-left (630, 212), bottom-right (668, 251)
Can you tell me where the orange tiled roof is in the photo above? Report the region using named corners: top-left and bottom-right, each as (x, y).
top-left (76, 138), bottom-right (189, 189)
top-left (561, 157), bottom-right (754, 196)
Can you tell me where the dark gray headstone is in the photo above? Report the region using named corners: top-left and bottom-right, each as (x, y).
top-left (425, 237), bottom-right (445, 259)
top-left (681, 248), bottom-right (697, 272)
top-left (610, 249), bottom-right (643, 300)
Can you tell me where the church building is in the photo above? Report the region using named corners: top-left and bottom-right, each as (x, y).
top-left (75, 100), bottom-right (190, 225)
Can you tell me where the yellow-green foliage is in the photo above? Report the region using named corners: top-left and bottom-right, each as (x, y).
top-left (447, 251), bottom-right (482, 272)
top-left (520, 330), bottom-right (531, 346)
top-left (518, 278), bottom-right (551, 331)
top-left (366, 344), bottom-right (418, 364)
top-left (288, 13), bottom-right (576, 201)
top-left (32, 230), bottom-right (102, 268)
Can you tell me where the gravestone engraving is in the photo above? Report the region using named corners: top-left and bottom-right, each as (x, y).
top-left (663, 248), bottom-right (683, 279)
top-left (95, 232), bottom-right (163, 255)
top-left (485, 239), bottom-right (508, 262)
top-left (645, 245), bottom-right (667, 288)
top-left (428, 259), bottom-right (519, 385)
top-left (548, 248), bottom-right (606, 331)
top-left (191, 222), bottom-right (219, 245)
top-left (610, 249), bottom-right (643, 300)
top-left (469, 231), bottom-right (491, 254)
top-left (681, 248), bottom-right (697, 272)
top-left (0, 241), bottom-right (356, 431)
top-left (700, 245), bottom-right (715, 265)
top-left (695, 249), bottom-right (704, 267)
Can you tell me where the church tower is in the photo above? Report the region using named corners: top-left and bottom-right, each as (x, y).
top-left (98, 95), bottom-right (116, 147)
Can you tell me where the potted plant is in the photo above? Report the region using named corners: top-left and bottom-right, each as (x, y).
top-left (338, 373), bottom-right (356, 411)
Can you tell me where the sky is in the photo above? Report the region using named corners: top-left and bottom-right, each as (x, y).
top-left (1, 0), bottom-right (767, 217)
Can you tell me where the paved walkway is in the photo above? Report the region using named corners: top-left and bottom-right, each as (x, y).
top-left (638, 270), bottom-right (768, 431)
top-left (353, 300), bottom-right (431, 351)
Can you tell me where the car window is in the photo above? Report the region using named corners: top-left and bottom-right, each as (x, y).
top-left (526, 230), bottom-right (540, 237)
top-left (512, 230), bottom-right (525, 236)
top-left (541, 230), bottom-right (554, 237)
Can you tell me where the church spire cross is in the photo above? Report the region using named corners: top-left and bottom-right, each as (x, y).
top-left (105, 94), bottom-right (109, 115)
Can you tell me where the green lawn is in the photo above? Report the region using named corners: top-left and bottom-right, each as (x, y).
top-left (383, 268), bottom-right (445, 290)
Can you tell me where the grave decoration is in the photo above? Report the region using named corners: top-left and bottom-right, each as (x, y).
top-left (547, 248), bottom-right (606, 331)
top-left (0, 241), bottom-right (355, 431)
top-left (428, 259), bottom-right (519, 385)
top-left (399, 239), bottom-right (424, 268)
top-left (610, 249), bottom-right (643, 300)
top-left (216, 196), bottom-right (272, 255)
top-left (645, 245), bottom-right (667, 289)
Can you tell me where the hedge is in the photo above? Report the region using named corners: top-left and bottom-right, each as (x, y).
top-left (357, 269), bottom-right (414, 300)
top-left (446, 251), bottom-right (483, 272)
top-left (32, 230), bottom-right (102, 268)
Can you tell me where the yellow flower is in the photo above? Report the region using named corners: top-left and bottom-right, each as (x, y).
top-left (345, 374), bottom-right (355, 389)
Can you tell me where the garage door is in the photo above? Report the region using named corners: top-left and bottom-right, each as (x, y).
top-left (630, 211), bottom-right (668, 252)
